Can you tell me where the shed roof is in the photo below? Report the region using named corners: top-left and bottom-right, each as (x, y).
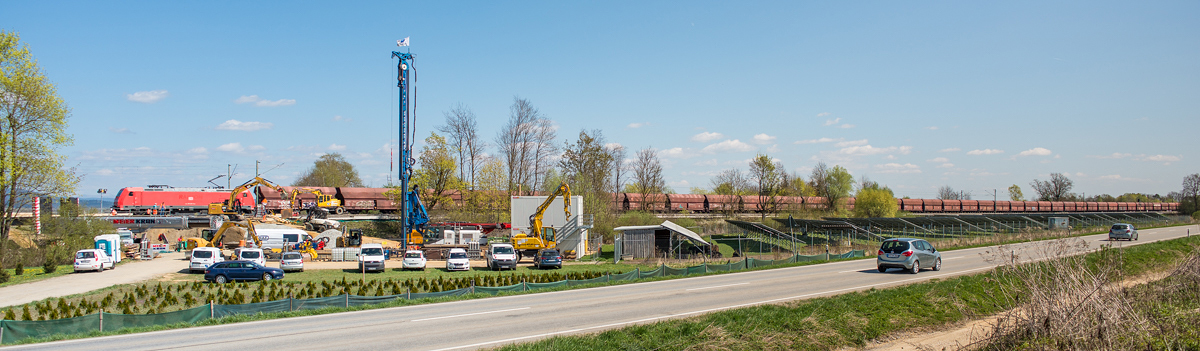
top-left (613, 220), bottom-right (707, 244)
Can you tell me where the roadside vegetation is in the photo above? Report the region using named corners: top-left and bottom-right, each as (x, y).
top-left (498, 235), bottom-right (1200, 351)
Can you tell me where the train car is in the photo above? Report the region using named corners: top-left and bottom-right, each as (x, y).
top-left (279, 186), bottom-right (338, 211)
top-left (775, 196), bottom-right (802, 212)
top-left (977, 200), bottom-right (995, 212)
top-left (665, 194), bottom-right (706, 212)
top-left (112, 185), bottom-right (251, 215)
top-left (961, 200), bottom-right (979, 213)
top-left (1050, 201), bottom-right (1064, 212)
top-left (922, 199), bottom-right (943, 212)
top-left (1035, 201), bottom-right (1051, 212)
top-left (706, 194), bottom-right (741, 212)
top-left (1135, 202), bottom-right (1146, 211)
top-left (942, 200), bottom-right (961, 212)
top-left (901, 198), bottom-right (923, 212)
top-left (256, 186), bottom-right (291, 212)
top-left (844, 197), bottom-right (856, 212)
top-left (337, 187), bottom-right (394, 212)
top-left (742, 195), bottom-right (763, 212)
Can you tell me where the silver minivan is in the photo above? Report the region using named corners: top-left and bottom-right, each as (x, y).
top-left (877, 238), bottom-right (942, 274)
top-left (1109, 223), bottom-right (1138, 241)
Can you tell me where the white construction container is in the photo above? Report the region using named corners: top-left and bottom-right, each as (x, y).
top-left (331, 248), bottom-right (345, 262)
top-left (344, 247), bottom-right (361, 262)
top-left (510, 195), bottom-right (588, 256)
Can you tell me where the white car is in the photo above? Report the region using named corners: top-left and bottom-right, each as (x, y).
top-left (279, 252), bottom-right (304, 272)
top-left (234, 248), bottom-right (266, 267)
top-left (189, 247), bottom-right (224, 273)
top-left (445, 248), bottom-right (470, 271)
top-left (73, 249), bottom-right (113, 272)
top-left (401, 250), bottom-right (426, 270)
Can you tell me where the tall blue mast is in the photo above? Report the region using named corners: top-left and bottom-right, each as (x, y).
top-left (392, 51), bottom-right (414, 247)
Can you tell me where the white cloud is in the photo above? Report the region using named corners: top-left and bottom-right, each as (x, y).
top-left (752, 133), bottom-right (776, 144)
top-left (702, 139), bottom-right (756, 153)
top-left (329, 144), bottom-right (347, 151)
top-left (234, 95), bottom-right (296, 107)
top-left (767, 144), bottom-right (780, 153)
top-left (95, 169), bottom-right (114, 176)
top-left (694, 159), bottom-right (718, 166)
top-left (817, 112), bottom-right (831, 117)
top-left (126, 90), bottom-right (169, 103)
top-left (247, 145), bottom-right (266, 152)
top-left (837, 124), bottom-right (855, 129)
top-left (1091, 153), bottom-right (1131, 159)
top-left (332, 115), bottom-right (352, 122)
top-left (925, 126), bottom-right (938, 130)
top-left (1097, 174), bottom-right (1146, 181)
top-left (927, 157), bottom-right (949, 163)
top-left (795, 137), bottom-right (841, 145)
top-left (1139, 154), bottom-right (1181, 163)
top-left (626, 122), bottom-right (648, 129)
top-left (216, 120), bottom-right (274, 131)
top-left (691, 132), bottom-right (724, 142)
top-left (940, 148), bottom-right (961, 152)
top-left (604, 143), bottom-right (623, 150)
top-left (835, 139), bottom-right (868, 147)
top-left (216, 143), bottom-right (244, 153)
top-left (875, 163), bottom-right (921, 174)
top-left (186, 147), bottom-right (207, 154)
top-left (661, 147), bottom-right (697, 159)
top-left (823, 117), bottom-right (840, 126)
top-left (837, 145), bottom-right (912, 156)
top-left (938, 163), bottom-right (955, 168)
top-left (109, 127), bottom-right (132, 134)
top-left (967, 149), bottom-right (1004, 155)
top-left (1018, 147), bottom-right (1052, 156)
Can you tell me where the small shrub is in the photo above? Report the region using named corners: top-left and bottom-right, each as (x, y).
top-left (15, 264), bottom-right (24, 275)
top-left (1192, 210), bottom-right (1200, 221)
top-left (0, 267), bottom-right (9, 283)
top-left (42, 258), bottom-right (57, 274)
top-left (4, 308), bottom-right (15, 320)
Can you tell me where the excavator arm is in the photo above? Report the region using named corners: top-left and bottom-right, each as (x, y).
top-left (527, 183), bottom-right (571, 246)
top-left (205, 221), bottom-right (261, 249)
top-left (209, 176), bottom-right (286, 216)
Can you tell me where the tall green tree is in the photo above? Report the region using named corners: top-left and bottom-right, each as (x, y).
top-left (1008, 184), bottom-right (1025, 201)
top-left (748, 154), bottom-right (782, 219)
top-left (1, 31), bottom-right (78, 246)
top-left (809, 162), bottom-right (854, 212)
top-left (854, 181), bottom-right (898, 218)
top-left (293, 153), bottom-right (364, 188)
top-left (413, 132), bottom-right (461, 209)
top-left (559, 130), bottom-right (616, 216)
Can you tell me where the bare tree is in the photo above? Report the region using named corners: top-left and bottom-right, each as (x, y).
top-left (495, 97), bottom-right (554, 195)
top-left (438, 103), bottom-right (486, 189)
top-left (1030, 173), bottom-right (1074, 201)
top-left (1182, 173), bottom-right (1200, 213)
top-left (630, 148), bottom-right (664, 209)
top-left (531, 117), bottom-right (558, 193)
top-left (608, 143), bottom-right (627, 198)
top-left (937, 186), bottom-right (971, 200)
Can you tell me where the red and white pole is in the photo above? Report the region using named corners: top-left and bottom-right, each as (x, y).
top-left (33, 196), bottom-right (41, 236)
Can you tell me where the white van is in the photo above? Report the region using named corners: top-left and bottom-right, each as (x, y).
top-left (358, 243), bottom-right (386, 272)
top-left (74, 249), bottom-right (113, 272)
top-left (233, 248), bottom-right (266, 266)
top-left (255, 228), bottom-right (314, 252)
top-left (116, 229), bottom-right (134, 245)
top-left (189, 247), bottom-right (224, 273)
top-left (486, 243), bottom-right (517, 270)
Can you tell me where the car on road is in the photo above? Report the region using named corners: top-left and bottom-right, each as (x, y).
top-left (486, 243), bottom-right (518, 270)
top-left (234, 248), bottom-right (266, 267)
top-left (358, 243), bottom-right (386, 272)
top-left (446, 248), bottom-right (470, 271)
top-left (280, 252), bottom-right (304, 272)
top-left (189, 247), bottom-right (224, 273)
top-left (877, 238), bottom-right (942, 274)
top-left (533, 249), bottom-right (562, 269)
top-left (1109, 223), bottom-right (1139, 241)
top-left (401, 250), bottom-right (426, 270)
top-left (204, 260), bottom-right (284, 283)
top-left (73, 249), bottom-right (113, 272)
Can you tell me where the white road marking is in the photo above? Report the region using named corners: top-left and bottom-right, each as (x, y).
top-left (944, 256), bottom-right (966, 260)
top-left (839, 269), bottom-right (866, 273)
top-left (410, 307), bottom-right (530, 322)
top-left (430, 266), bottom-right (995, 351)
top-left (686, 282), bottom-right (749, 291)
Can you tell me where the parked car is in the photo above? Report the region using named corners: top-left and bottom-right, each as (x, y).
top-left (446, 248), bottom-right (471, 271)
top-left (189, 247), bottom-right (224, 273)
top-left (204, 260), bottom-right (284, 283)
top-left (486, 243), bottom-right (518, 270)
top-left (234, 248), bottom-right (266, 267)
top-left (533, 249), bottom-right (562, 269)
top-left (358, 243), bottom-right (386, 272)
top-left (73, 249), bottom-right (113, 272)
top-left (1109, 223), bottom-right (1139, 241)
top-left (280, 252), bottom-right (304, 272)
top-left (877, 238), bottom-right (942, 274)
top-left (401, 250), bottom-right (427, 270)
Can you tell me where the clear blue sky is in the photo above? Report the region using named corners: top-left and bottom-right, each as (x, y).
top-left (4, 1), bottom-right (1198, 201)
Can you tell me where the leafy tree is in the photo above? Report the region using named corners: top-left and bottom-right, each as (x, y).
top-left (854, 183), bottom-right (898, 218)
top-left (689, 187), bottom-right (712, 195)
top-left (1, 31), bottom-right (78, 249)
top-left (809, 162), bottom-right (854, 211)
top-left (1115, 193), bottom-right (1159, 203)
top-left (711, 169), bottom-right (748, 196)
top-left (1030, 173), bottom-right (1073, 201)
top-left (1008, 185), bottom-right (1024, 201)
top-left (293, 153), bottom-right (363, 187)
top-left (559, 130), bottom-right (616, 217)
top-left (413, 132), bottom-right (461, 209)
top-left (748, 154), bottom-right (783, 218)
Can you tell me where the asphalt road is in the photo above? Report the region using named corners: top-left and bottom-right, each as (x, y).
top-left (11, 224), bottom-right (1198, 351)
top-left (0, 252), bottom-right (188, 309)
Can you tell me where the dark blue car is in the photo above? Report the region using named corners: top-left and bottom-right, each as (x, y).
top-left (204, 260), bottom-right (285, 283)
top-left (533, 249), bottom-right (562, 269)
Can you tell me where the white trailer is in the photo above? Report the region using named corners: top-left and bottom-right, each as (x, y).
top-left (510, 195), bottom-right (588, 257)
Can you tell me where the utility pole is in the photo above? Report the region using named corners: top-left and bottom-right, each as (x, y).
top-left (256, 160), bottom-right (261, 178)
top-left (227, 164), bottom-right (232, 188)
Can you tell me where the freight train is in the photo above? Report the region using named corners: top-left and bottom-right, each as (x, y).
top-left (112, 184), bottom-right (1181, 215)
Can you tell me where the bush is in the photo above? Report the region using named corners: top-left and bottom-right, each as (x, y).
top-left (0, 267), bottom-right (8, 283)
top-left (1193, 210), bottom-right (1200, 221)
top-left (42, 257), bottom-right (57, 274)
top-left (15, 264), bottom-right (24, 275)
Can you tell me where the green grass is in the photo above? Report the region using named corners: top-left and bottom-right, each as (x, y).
top-left (498, 235), bottom-right (1200, 351)
top-left (2, 265), bottom-right (76, 288)
top-left (164, 262), bottom-right (663, 283)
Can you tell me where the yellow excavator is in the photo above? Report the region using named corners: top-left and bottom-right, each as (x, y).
top-left (208, 176), bottom-right (287, 219)
top-left (289, 187), bottom-right (344, 215)
top-left (512, 182), bottom-right (570, 261)
top-left (201, 220), bottom-right (263, 249)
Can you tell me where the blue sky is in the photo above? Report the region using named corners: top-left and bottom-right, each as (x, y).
top-left (4, 1), bottom-right (1198, 200)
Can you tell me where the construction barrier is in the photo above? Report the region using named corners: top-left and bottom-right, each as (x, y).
top-left (1, 250), bottom-right (865, 344)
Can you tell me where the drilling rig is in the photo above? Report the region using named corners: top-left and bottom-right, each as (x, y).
top-left (393, 49), bottom-right (430, 250)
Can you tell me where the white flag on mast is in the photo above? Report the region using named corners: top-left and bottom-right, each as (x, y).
top-left (396, 37), bottom-right (410, 47)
